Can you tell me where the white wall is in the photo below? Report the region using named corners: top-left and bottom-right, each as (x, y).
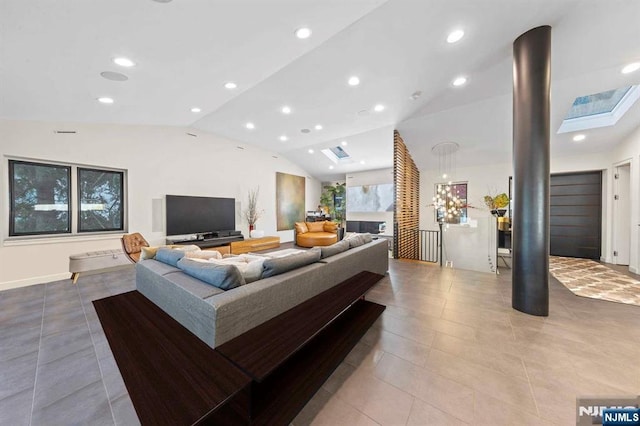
top-left (346, 168), bottom-right (394, 234)
top-left (609, 125), bottom-right (640, 273)
top-left (0, 119), bottom-right (321, 289)
top-left (417, 149), bottom-right (638, 273)
top-left (420, 163), bottom-right (512, 273)
top-left (420, 163), bottom-right (513, 232)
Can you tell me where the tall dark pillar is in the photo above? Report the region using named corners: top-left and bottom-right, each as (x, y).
top-left (512, 26), bottom-right (551, 316)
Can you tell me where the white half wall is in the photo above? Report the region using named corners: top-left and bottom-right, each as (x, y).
top-left (0, 119), bottom-right (321, 290)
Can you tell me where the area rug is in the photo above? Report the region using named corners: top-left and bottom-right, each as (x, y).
top-left (549, 256), bottom-right (640, 306)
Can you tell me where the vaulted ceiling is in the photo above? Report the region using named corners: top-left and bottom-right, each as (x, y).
top-left (2, 0), bottom-right (639, 181)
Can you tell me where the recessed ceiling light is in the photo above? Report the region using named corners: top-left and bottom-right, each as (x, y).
top-left (100, 71), bottom-right (128, 81)
top-left (348, 76), bottom-right (360, 86)
top-left (301, 128), bottom-right (311, 134)
top-left (314, 124), bottom-right (323, 130)
top-left (245, 122), bottom-right (255, 129)
top-left (329, 165), bottom-right (334, 170)
top-left (308, 149), bottom-right (314, 154)
top-left (279, 135), bottom-right (288, 141)
top-left (622, 62), bottom-right (640, 74)
top-left (374, 104), bottom-right (385, 112)
top-left (410, 90), bottom-right (422, 100)
top-left (113, 57), bottom-right (135, 67)
top-left (452, 76), bottom-right (467, 87)
top-left (97, 97), bottom-right (114, 104)
top-left (190, 107), bottom-right (201, 113)
top-left (224, 82), bottom-right (237, 89)
top-left (573, 134), bottom-right (586, 142)
top-left (341, 140), bottom-right (348, 146)
top-left (447, 29), bottom-right (465, 44)
top-left (295, 27), bottom-right (312, 39)
top-left (360, 160), bottom-right (366, 165)
top-left (281, 106), bottom-right (291, 114)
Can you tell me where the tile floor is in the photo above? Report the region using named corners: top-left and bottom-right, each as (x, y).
top-left (1, 260), bottom-right (639, 425)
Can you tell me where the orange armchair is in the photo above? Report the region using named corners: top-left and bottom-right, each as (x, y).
top-left (295, 221), bottom-right (338, 247)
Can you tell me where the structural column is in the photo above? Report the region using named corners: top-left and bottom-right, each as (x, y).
top-left (512, 26), bottom-right (551, 316)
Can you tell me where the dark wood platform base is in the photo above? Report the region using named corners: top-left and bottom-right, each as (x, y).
top-left (217, 270), bottom-right (386, 425)
top-left (94, 270), bottom-right (385, 425)
top-left (94, 291), bottom-right (251, 426)
top-left (251, 299), bottom-right (384, 425)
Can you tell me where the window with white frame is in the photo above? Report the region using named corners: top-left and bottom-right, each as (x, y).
top-left (8, 159), bottom-right (126, 237)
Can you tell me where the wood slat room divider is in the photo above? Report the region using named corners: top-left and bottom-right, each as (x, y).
top-left (393, 130), bottom-right (420, 259)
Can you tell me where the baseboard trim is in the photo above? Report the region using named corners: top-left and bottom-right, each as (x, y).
top-left (0, 272), bottom-right (70, 291)
top-left (630, 266), bottom-right (638, 274)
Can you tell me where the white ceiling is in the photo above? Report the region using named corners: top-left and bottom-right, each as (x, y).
top-left (1, 0), bottom-right (639, 181)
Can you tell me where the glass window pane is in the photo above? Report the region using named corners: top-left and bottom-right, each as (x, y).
top-left (9, 161), bottom-right (71, 235)
top-left (434, 182), bottom-right (468, 224)
top-left (78, 168), bottom-right (124, 232)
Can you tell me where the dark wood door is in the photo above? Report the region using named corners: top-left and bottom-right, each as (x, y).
top-left (550, 171), bottom-right (602, 259)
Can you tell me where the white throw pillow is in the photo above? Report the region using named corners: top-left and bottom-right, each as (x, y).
top-left (236, 258), bottom-right (266, 283)
top-left (173, 244), bottom-right (201, 252)
top-left (205, 256), bottom-right (265, 283)
top-left (185, 250), bottom-right (222, 260)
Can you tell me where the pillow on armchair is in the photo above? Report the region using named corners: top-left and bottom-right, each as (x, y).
top-left (323, 221), bottom-right (338, 233)
top-left (306, 221), bottom-right (325, 233)
top-left (295, 222), bottom-right (309, 234)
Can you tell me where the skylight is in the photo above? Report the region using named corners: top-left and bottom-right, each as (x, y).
top-left (321, 146), bottom-right (351, 164)
top-left (558, 85), bottom-right (640, 133)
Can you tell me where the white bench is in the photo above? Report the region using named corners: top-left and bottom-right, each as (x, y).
top-left (69, 249), bottom-right (132, 283)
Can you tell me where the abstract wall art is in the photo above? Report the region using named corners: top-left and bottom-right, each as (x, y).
top-left (276, 172), bottom-right (305, 230)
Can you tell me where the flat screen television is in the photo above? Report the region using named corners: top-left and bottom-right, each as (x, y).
top-left (166, 195), bottom-right (235, 236)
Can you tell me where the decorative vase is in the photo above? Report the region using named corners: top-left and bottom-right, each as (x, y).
top-left (249, 224), bottom-right (254, 232)
top-left (250, 230), bottom-right (265, 238)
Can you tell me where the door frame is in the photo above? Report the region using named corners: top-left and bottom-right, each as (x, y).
top-left (611, 159), bottom-right (632, 266)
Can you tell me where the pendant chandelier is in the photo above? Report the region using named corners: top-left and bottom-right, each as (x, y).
top-left (431, 141), bottom-right (459, 181)
top-left (433, 183), bottom-right (463, 222)
top-left (431, 141), bottom-right (461, 223)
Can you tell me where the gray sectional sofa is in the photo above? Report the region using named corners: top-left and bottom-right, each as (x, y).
top-left (136, 238), bottom-right (389, 348)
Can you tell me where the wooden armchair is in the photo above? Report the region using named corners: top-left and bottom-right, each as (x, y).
top-left (121, 232), bottom-right (150, 263)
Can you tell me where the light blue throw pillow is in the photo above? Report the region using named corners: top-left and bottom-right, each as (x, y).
top-left (155, 247), bottom-right (186, 267)
top-left (176, 258), bottom-right (245, 290)
top-left (262, 248), bottom-right (321, 278)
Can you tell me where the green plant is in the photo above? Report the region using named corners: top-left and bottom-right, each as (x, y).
top-left (319, 191), bottom-right (333, 211)
top-left (483, 193), bottom-right (509, 209)
top-left (320, 183), bottom-right (346, 225)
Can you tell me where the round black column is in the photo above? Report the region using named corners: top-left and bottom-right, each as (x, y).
top-left (512, 26), bottom-right (551, 316)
